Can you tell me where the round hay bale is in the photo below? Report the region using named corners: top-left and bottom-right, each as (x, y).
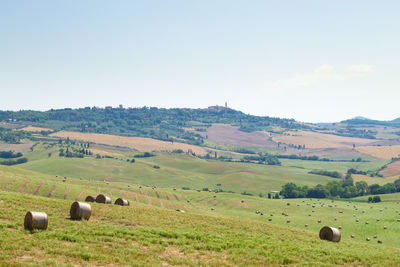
top-left (268, 218), bottom-right (272, 221)
top-left (366, 237), bottom-right (370, 241)
top-left (96, 194), bottom-right (111, 204)
top-left (378, 240), bottom-right (382, 244)
top-left (85, 195), bottom-right (96, 202)
top-left (305, 224), bottom-right (308, 227)
top-left (319, 226), bottom-right (341, 242)
top-left (384, 226), bottom-right (387, 229)
top-left (114, 198), bottom-right (130, 206)
top-left (70, 201), bottom-right (92, 220)
top-left (24, 211), bottom-right (48, 231)
top-left (351, 234), bottom-right (355, 238)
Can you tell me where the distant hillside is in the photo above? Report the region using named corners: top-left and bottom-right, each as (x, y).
top-left (341, 118), bottom-right (400, 128)
top-left (0, 107), bottom-right (308, 145)
top-left (391, 117), bottom-right (400, 123)
top-left (352, 116), bottom-right (371, 121)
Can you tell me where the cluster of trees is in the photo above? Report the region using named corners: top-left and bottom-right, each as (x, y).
top-left (0, 157), bottom-right (28, 166)
top-left (0, 149), bottom-right (27, 166)
top-left (288, 144), bottom-right (306, 149)
top-left (368, 196), bottom-right (381, 203)
top-left (308, 170), bottom-right (342, 178)
top-left (242, 154), bottom-right (281, 165)
top-left (0, 150), bottom-right (23, 158)
top-left (277, 154), bottom-right (364, 163)
top-left (280, 176), bottom-right (400, 199)
top-left (347, 168), bottom-right (383, 177)
top-left (59, 147), bottom-right (92, 158)
top-left (134, 152), bottom-right (156, 158)
top-left (0, 127), bottom-right (31, 143)
top-left (334, 128), bottom-right (377, 139)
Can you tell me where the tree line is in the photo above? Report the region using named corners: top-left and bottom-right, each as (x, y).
top-left (280, 174), bottom-right (400, 199)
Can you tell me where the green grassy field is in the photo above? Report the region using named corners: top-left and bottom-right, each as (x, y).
top-left (280, 159), bottom-right (388, 173)
top-left (21, 152), bottom-right (339, 195)
top-left (2, 189), bottom-right (400, 266)
top-left (1, 141), bottom-right (399, 265)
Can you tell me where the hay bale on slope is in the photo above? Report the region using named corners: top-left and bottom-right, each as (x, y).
top-left (115, 198), bottom-right (130, 206)
top-left (85, 195), bottom-right (96, 202)
top-left (96, 194), bottom-right (111, 204)
top-left (70, 201), bottom-right (92, 220)
top-left (24, 211), bottom-right (48, 231)
top-left (319, 226), bottom-right (341, 242)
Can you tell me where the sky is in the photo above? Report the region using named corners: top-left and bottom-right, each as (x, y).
top-left (0, 1), bottom-right (399, 123)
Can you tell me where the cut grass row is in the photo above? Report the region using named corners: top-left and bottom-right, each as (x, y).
top-left (1, 190), bottom-right (400, 266)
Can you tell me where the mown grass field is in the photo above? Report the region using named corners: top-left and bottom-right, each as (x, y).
top-left (20, 145), bottom-right (337, 195)
top-left (2, 140), bottom-right (399, 265)
top-left (2, 189), bottom-right (400, 266)
top-left (279, 159), bottom-right (388, 173)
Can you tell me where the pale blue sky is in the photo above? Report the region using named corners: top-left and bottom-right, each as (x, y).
top-left (0, 1), bottom-right (399, 122)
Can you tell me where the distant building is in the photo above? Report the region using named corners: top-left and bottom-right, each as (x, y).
top-left (204, 104), bottom-right (231, 112)
top-left (119, 104), bottom-right (123, 109)
top-left (105, 106), bottom-right (112, 110)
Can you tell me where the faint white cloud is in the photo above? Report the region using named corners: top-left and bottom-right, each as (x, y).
top-left (347, 64), bottom-right (373, 73)
top-left (265, 64), bottom-right (373, 91)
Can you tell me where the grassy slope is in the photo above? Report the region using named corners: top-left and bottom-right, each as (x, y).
top-left (280, 159), bottom-right (389, 173)
top-left (1, 190), bottom-right (400, 266)
top-left (20, 153), bottom-right (336, 194)
top-left (2, 164), bottom-right (400, 247)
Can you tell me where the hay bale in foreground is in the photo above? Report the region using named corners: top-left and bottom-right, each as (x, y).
top-left (70, 201), bottom-right (92, 220)
top-left (85, 195), bottom-right (96, 202)
top-left (24, 211), bottom-right (48, 231)
top-left (96, 194), bottom-right (111, 204)
top-left (319, 226), bottom-right (341, 242)
top-left (115, 198), bottom-right (130, 206)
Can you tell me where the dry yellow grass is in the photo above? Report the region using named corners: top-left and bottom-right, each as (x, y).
top-left (381, 161), bottom-right (400, 177)
top-left (352, 174), bottom-right (399, 185)
top-left (19, 126), bottom-right (53, 132)
top-left (272, 130), bottom-right (375, 149)
top-left (355, 145), bottom-right (400, 160)
top-left (89, 148), bottom-right (123, 157)
top-left (50, 131), bottom-right (208, 155)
